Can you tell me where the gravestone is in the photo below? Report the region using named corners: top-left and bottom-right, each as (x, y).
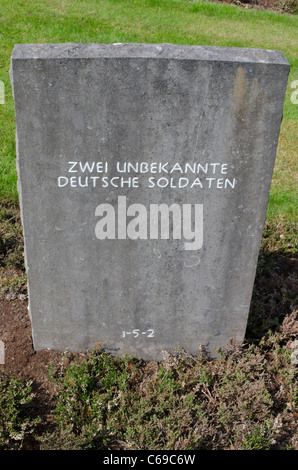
top-left (10, 43), bottom-right (289, 360)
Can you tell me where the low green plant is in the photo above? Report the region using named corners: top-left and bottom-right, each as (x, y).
top-left (0, 372), bottom-right (39, 450)
top-left (242, 423), bottom-right (274, 450)
top-left (40, 323), bottom-right (298, 450)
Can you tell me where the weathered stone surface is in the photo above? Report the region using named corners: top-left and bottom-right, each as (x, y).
top-left (10, 43), bottom-right (289, 359)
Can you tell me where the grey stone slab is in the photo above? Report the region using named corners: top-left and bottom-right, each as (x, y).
top-left (10, 43), bottom-right (289, 360)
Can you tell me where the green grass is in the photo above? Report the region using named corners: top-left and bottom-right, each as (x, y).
top-left (268, 119), bottom-right (298, 221)
top-left (33, 335), bottom-right (298, 450)
top-left (0, 0), bottom-right (297, 220)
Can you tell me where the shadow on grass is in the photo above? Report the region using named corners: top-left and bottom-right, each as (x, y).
top-left (246, 218), bottom-right (297, 343)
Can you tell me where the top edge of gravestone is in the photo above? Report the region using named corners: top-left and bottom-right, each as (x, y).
top-left (10, 43), bottom-right (289, 66)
